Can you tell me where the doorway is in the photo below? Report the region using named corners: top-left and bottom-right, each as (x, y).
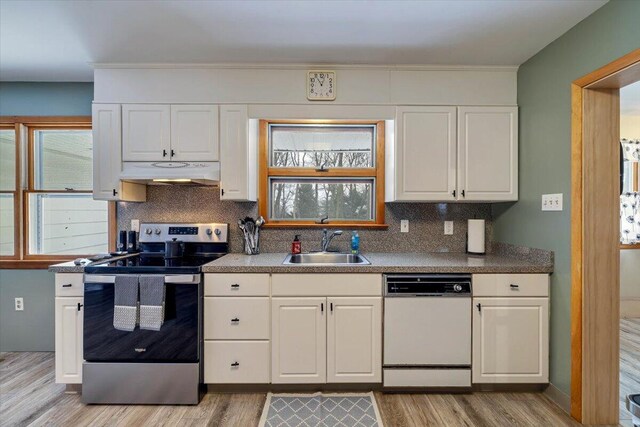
top-left (571, 48), bottom-right (640, 425)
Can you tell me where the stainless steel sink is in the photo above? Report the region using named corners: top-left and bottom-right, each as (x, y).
top-left (282, 252), bottom-right (371, 265)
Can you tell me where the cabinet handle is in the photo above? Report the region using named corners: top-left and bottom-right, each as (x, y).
top-left (77, 303), bottom-right (84, 312)
top-left (62, 284), bottom-right (72, 288)
top-left (230, 283), bottom-right (239, 289)
top-left (231, 362), bottom-right (239, 367)
top-left (113, 189), bottom-right (118, 196)
top-left (170, 149), bottom-right (175, 157)
top-left (221, 189), bottom-right (225, 197)
top-left (452, 190), bottom-right (456, 197)
top-left (510, 284), bottom-right (519, 289)
top-left (461, 190), bottom-right (466, 197)
top-left (231, 317), bottom-right (240, 323)
top-left (330, 302), bottom-right (333, 313)
top-left (163, 149), bottom-right (168, 157)
top-left (321, 303), bottom-right (324, 313)
top-left (476, 303), bottom-right (481, 313)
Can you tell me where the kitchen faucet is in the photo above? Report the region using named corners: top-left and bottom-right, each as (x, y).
top-left (321, 229), bottom-right (343, 252)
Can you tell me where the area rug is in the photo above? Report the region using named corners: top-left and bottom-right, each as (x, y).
top-left (258, 392), bottom-right (384, 427)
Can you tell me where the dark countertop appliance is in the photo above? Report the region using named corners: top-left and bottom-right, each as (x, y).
top-left (82, 223), bottom-right (228, 405)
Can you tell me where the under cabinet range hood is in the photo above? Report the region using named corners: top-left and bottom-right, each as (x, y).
top-left (120, 162), bottom-right (220, 185)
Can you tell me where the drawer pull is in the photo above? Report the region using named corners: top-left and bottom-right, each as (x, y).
top-left (231, 362), bottom-right (239, 367)
top-left (476, 303), bottom-right (482, 313)
top-left (62, 284), bottom-right (73, 288)
top-left (77, 303), bottom-right (84, 311)
top-left (231, 317), bottom-right (240, 323)
top-left (230, 284), bottom-right (240, 289)
top-left (510, 284), bottom-right (519, 289)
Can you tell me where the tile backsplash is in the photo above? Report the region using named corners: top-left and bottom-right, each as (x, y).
top-left (117, 186), bottom-right (493, 254)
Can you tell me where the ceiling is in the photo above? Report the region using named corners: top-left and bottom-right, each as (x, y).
top-left (0, 0), bottom-right (608, 82)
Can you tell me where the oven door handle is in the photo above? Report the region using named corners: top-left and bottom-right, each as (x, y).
top-left (83, 274), bottom-right (200, 284)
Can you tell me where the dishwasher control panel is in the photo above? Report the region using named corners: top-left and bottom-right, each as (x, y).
top-left (384, 274), bottom-right (471, 296)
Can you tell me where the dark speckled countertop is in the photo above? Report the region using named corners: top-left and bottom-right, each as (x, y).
top-left (200, 252), bottom-right (553, 274)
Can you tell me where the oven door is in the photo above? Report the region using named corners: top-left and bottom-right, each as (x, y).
top-left (83, 274), bottom-right (201, 363)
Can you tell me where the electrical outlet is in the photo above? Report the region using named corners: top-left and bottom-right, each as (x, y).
top-left (15, 297), bottom-right (24, 311)
top-left (400, 220), bottom-right (409, 233)
top-left (131, 219), bottom-right (140, 233)
top-left (444, 221), bottom-right (454, 235)
top-left (542, 193), bottom-right (563, 211)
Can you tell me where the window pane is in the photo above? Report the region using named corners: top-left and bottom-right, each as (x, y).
top-left (0, 194), bottom-right (15, 255)
top-left (28, 193), bottom-right (108, 255)
top-left (270, 124), bottom-right (375, 168)
top-left (34, 129), bottom-right (93, 190)
top-left (270, 178), bottom-right (373, 221)
top-left (0, 129), bottom-right (16, 191)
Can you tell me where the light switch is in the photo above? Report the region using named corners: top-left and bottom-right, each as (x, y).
top-left (400, 220), bottom-right (409, 233)
top-left (542, 194), bottom-right (563, 211)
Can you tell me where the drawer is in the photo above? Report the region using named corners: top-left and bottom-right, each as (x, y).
top-left (473, 274), bottom-right (549, 297)
top-left (204, 297), bottom-right (270, 340)
top-left (55, 273), bottom-right (84, 297)
top-left (204, 341), bottom-right (270, 384)
top-left (205, 274), bottom-right (269, 296)
top-left (272, 274), bottom-right (382, 296)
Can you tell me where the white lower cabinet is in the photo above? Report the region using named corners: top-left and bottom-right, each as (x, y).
top-left (271, 296), bottom-right (382, 384)
top-left (55, 297), bottom-right (83, 384)
top-left (204, 341), bottom-right (270, 384)
top-left (327, 297), bottom-right (381, 383)
top-left (271, 298), bottom-right (326, 384)
top-left (472, 297), bottom-right (549, 384)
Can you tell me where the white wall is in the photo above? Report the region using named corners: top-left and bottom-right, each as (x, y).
top-left (93, 65), bottom-right (517, 106)
top-left (621, 249), bottom-right (640, 318)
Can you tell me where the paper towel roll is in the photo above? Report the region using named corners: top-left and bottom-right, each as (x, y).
top-left (467, 219), bottom-right (486, 255)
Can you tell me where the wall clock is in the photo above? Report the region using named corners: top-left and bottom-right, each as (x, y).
top-left (307, 70), bottom-right (336, 101)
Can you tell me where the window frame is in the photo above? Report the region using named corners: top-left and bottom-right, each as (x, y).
top-left (621, 161), bottom-right (640, 250)
top-left (258, 119), bottom-right (387, 228)
top-left (0, 116), bottom-right (117, 268)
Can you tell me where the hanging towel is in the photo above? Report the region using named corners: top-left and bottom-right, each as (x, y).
top-left (113, 275), bottom-right (139, 331)
top-left (139, 276), bottom-right (166, 331)
top-left (620, 192), bottom-right (640, 245)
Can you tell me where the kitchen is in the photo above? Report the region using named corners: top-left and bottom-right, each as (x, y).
top-left (0, 1), bottom-right (638, 426)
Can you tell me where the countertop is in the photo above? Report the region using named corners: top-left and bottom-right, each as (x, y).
top-left (200, 252), bottom-right (553, 274)
top-left (49, 250), bottom-right (553, 275)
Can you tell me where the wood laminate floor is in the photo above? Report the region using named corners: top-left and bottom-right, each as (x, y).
top-left (620, 318), bottom-right (640, 424)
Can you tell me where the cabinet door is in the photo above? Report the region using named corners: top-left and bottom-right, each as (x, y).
top-left (393, 106), bottom-right (457, 201)
top-left (458, 106), bottom-right (518, 201)
top-left (472, 297), bottom-right (549, 384)
top-left (122, 104), bottom-right (171, 161)
top-left (271, 297), bottom-right (326, 384)
top-left (327, 297), bottom-right (381, 383)
top-left (55, 297), bottom-right (83, 384)
top-left (170, 105), bottom-right (219, 161)
top-left (219, 105), bottom-right (256, 201)
top-left (92, 104), bottom-right (146, 202)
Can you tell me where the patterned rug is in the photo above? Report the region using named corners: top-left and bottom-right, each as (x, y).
top-left (258, 392), bottom-right (384, 427)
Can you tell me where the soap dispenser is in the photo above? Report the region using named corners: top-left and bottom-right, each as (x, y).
top-left (351, 231), bottom-right (360, 255)
top-left (291, 235), bottom-right (302, 255)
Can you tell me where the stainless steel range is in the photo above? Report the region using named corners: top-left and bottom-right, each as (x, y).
top-left (82, 223), bottom-right (228, 405)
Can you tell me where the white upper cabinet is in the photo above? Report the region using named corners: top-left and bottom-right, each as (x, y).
top-left (170, 105), bottom-right (219, 161)
top-left (391, 106), bottom-right (457, 201)
top-left (458, 106), bottom-right (518, 201)
top-left (122, 104), bottom-right (171, 161)
top-left (219, 105), bottom-right (257, 201)
top-left (92, 104), bottom-right (146, 201)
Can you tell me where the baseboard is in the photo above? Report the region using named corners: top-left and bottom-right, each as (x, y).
top-left (544, 383), bottom-right (571, 414)
top-left (621, 298), bottom-right (640, 318)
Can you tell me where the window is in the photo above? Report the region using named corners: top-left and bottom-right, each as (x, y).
top-left (259, 120), bottom-right (386, 227)
top-left (0, 118), bottom-right (113, 267)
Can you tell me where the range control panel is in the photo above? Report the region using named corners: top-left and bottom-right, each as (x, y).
top-left (139, 223), bottom-right (228, 243)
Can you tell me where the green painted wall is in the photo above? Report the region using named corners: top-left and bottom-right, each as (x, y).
top-left (0, 82), bottom-right (93, 351)
top-left (492, 0), bottom-right (640, 396)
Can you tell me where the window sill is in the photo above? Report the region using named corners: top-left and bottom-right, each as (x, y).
top-left (0, 259), bottom-right (77, 270)
top-left (620, 244), bottom-right (640, 250)
top-left (262, 223), bottom-right (389, 229)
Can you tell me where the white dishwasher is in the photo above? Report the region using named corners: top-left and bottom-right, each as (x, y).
top-left (383, 274), bottom-right (472, 390)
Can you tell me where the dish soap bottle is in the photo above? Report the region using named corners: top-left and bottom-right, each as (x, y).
top-left (351, 231), bottom-right (360, 255)
top-left (291, 235), bottom-right (302, 255)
